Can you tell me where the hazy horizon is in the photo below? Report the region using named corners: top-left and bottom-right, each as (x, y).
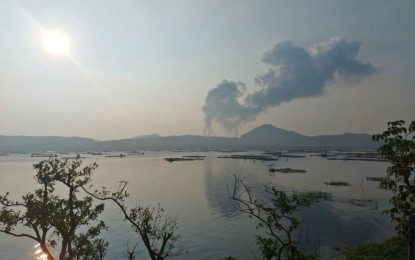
top-left (0, 123), bottom-right (376, 142)
top-left (1, 1), bottom-right (414, 140)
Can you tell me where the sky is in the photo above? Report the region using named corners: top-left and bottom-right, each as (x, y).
top-left (1, 0), bottom-right (414, 140)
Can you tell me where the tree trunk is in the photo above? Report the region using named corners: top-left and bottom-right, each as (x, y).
top-left (60, 237), bottom-right (68, 260)
top-left (40, 243), bottom-right (54, 260)
top-left (409, 240), bottom-right (414, 260)
top-left (409, 223), bottom-right (415, 260)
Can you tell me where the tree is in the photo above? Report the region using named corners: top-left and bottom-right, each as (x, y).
top-left (229, 175), bottom-right (317, 260)
top-left (84, 181), bottom-right (185, 260)
top-left (373, 120), bottom-right (415, 260)
top-left (0, 156), bottom-right (108, 260)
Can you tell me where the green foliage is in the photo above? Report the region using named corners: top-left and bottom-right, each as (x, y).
top-left (373, 120), bottom-right (415, 258)
top-left (0, 156), bottom-right (108, 260)
top-left (345, 236), bottom-right (407, 260)
top-left (129, 204), bottom-right (183, 259)
top-left (85, 181), bottom-right (185, 260)
top-left (230, 176), bottom-right (318, 260)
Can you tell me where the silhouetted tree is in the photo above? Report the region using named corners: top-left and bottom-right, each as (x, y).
top-left (124, 242), bottom-right (139, 260)
top-left (84, 181), bottom-right (185, 260)
top-left (373, 120), bottom-right (415, 260)
top-left (0, 156), bottom-right (108, 260)
top-left (229, 175), bottom-right (316, 260)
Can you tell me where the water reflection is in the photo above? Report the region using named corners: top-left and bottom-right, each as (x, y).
top-left (0, 152), bottom-right (397, 259)
top-left (297, 200), bottom-right (394, 254)
top-left (202, 152), bottom-right (396, 257)
top-left (203, 154), bottom-right (240, 218)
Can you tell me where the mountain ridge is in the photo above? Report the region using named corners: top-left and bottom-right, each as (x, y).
top-left (0, 124), bottom-right (376, 152)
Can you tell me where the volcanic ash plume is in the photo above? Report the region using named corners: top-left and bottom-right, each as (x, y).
top-left (202, 37), bottom-right (375, 134)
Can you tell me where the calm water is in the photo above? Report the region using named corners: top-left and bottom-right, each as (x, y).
top-left (0, 151), bottom-right (395, 259)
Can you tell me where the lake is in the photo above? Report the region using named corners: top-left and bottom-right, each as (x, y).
top-left (0, 151), bottom-right (395, 259)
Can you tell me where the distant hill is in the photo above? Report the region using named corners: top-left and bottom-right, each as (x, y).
top-left (239, 124), bottom-right (375, 149)
top-left (0, 136), bottom-right (97, 152)
top-left (133, 133), bottom-right (161, 139)
top-left (0, 125), bottom-right (377, 152)
top-left (240, 124), bottom-right (310, 147)
top-left (309, 133), bottom-right (375, 148)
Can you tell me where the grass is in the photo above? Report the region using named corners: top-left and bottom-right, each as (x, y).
top-left (345, 236), bottom-right (407, 260)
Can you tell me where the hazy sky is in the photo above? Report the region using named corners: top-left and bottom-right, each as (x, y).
top-left (1, 1), bottom-right (414, 140)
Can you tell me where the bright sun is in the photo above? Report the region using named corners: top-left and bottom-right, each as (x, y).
top-left (41, 30), bottom-right (71, 56)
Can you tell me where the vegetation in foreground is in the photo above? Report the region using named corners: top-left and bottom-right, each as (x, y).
top-left (373, 120), bottom-right (415, 260)
top-left (0, 156), bottom-right (184, 260)
top-left (229, 175), bottom-right (320, 260)
top-left (346, 236), bottom-right (407, 260)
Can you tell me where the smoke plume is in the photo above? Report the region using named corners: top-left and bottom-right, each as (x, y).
top-left (202, 37), bottom-right (375, 133)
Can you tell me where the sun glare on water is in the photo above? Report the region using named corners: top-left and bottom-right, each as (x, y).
top-left (41, 29), bottom-right (71, 56)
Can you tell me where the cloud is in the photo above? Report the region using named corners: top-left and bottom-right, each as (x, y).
top-left (203, 37), bottom-right (375, 133)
